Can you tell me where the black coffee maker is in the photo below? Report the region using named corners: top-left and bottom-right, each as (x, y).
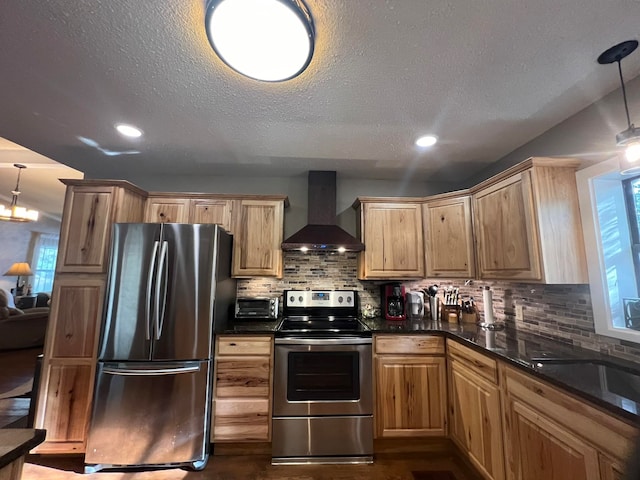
top-left (382, 283), bottom-right (406, 321)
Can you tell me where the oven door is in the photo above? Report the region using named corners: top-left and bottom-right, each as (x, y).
top-left (273, 337), bottom-right (373, 417)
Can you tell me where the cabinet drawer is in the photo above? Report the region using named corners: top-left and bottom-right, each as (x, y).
top-left (447, 339), bottom-right (498, 384)
top-left (375, 335), bottom-right (444, 355)
top-left (213, 399), bottom-right (270, 442)
top-left (214, 357), bottom-right (271, 397)
top-left (217, 336), bottom-right (272, 356)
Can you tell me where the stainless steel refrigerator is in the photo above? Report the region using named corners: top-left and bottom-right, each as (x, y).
top-left (84, 223), bottom-right (236, 473)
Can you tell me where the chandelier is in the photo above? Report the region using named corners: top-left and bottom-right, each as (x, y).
top-left (0, 163), bottom-right (39, 222)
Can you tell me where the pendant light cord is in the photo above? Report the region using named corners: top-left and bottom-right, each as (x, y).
top-left (13, 166), bottom-right (22, 193)
top-left (617, 59), bottom-right (632, 128)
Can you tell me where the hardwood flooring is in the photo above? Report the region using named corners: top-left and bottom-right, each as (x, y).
top-left (23, 452), bottom-right (480, 480)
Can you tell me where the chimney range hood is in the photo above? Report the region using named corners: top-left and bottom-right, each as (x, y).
top-left (281, 171), bottom-right (364, 252)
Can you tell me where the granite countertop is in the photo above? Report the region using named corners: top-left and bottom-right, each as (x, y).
top-left (223, 316), bottom-right (640, 423)
top-left (0, 429), bottom-right (45, 469)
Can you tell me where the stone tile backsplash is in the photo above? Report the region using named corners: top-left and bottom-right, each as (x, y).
top-left (238, 252), bottom-right (640, 363)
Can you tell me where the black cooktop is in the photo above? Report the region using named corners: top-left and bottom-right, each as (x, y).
top-left (277, 315), bottom-right (371, 337)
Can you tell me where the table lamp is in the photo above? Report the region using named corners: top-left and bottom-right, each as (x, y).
top-left (3, 262), bottom-right (33, 295)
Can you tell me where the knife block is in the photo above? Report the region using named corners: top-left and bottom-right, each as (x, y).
top-left (460, 309), bottom-right (479, 324)
top-left (441, 305), bottom-right (460, 324)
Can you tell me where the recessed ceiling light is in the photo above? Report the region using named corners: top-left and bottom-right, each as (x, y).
top-left (205, 0), bottom-right (315, 82)
top-left (416, 135), bottom-right (437, 147)
top-left (115, 124), bottom-right (143, 138)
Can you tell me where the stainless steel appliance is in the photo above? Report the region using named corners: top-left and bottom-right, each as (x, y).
top-left (84, 223), bottom-right (236, 473)
top-left (272, 290), bottom-right (373, 465)
top-left (235, 296), bottom-right (279, 320)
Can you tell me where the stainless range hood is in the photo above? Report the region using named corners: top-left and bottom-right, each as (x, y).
top-left (281, 171), bottom-right (364, 252)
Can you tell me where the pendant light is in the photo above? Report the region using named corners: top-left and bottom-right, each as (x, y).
top-left (597, 40), bottom-right (640, 175)
top-left (0, 163), bottom-right (39, 222)
top-left (205, 0), bottom-right (314, 82)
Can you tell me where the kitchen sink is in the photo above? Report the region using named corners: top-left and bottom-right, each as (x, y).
top-left (531, 358), bottom-right (640, 407)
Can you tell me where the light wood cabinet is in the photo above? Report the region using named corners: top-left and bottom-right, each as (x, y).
top-left (471, 158), bottom-right (588, 283)
top-left (447, 340), bottom-right (504, 480)
top-left (189, 198), bottom-right (234, 233)
top-left (423, 193), bottom-right (475, 278)
top-left (373, 335), bottom-right (446, 438)
top-left (212, 336), bottom-right (273, 442)
top-left (144, 197), bottom-right (190, 223)
top-left (232, 200), bottom-right (284, 278)
top-left (501, 365), bottom-right (637, 480)
top-left (354, 199), bottom-right (425, 279)
top-left (599, 454), bottom-right (626, 480)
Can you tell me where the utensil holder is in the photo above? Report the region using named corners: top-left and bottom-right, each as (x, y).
top-left (441, 305), bottom-right (460, 324)
top-left (460, 309), bottom-right (479, 324)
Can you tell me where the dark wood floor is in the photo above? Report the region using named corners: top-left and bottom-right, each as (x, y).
top-left (0, 347), bottom-right (41, 428)
top-left (24, 452), bottom-right (480, 480)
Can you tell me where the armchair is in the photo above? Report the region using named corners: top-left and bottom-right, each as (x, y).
top-left (0, 288), bottom-right (49, 351)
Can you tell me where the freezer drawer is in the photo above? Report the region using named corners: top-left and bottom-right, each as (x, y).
top-left (85, 361), bottom-right (211, 471)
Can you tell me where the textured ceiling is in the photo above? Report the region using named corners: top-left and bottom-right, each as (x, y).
top-left (1, 0), bottom-right (640, 215)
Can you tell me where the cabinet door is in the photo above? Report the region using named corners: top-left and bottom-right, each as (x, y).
top-left (189, 199), bottom-right (233, 232)
top-left (214, 356), bottom-right (271, 398)
top-left (143, 197), bottom-right (190, 223)
top-left (506, 398), bottom-right (599, 480)
top-left (232, 200), bottom-right (284, 277)
top-left (449, 360), bottom-right (504, 480)
top-left (57, 186), bottom-right (116, 274)
top-left (360, 202), bottom-right (424, 279)
top-left (424, 195), bottom-right (475, 278)
top-left (47, 276), bottom-right (106, 358)
top-left (32, 361), bottom-right (94, 454)
top-left (473, 172), bottom-right (542, 280)
top-left (375, 355), bottom-right (446, 437)
top-left (599, 454), bottom-right (626, 480)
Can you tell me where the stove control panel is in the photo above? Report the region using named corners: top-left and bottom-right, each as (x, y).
top-left (284, 290), bottom-right (356, 308)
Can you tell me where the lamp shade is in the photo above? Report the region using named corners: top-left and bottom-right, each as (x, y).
top-left (3, 262), bottom-right (33, 276)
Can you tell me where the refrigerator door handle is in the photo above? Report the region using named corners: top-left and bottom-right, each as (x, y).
top-left (102, 365), bottom-right (201, 376)
top-left (155, 240), bottom-right (169, 340)
top-left (145, 240), bottom-right (160, 341)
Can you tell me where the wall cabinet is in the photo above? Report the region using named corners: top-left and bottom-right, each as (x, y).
top-left (423, 193), bottom-right (475, 278)
top-left (501, 365), bottom-right (637, 480)
top-left (472, 158), bottom-right (588, 283)
top-left (144, 197), bottom-right (190, 223)
top-left (374, 335), bottom-right (446, 438)
top-left (447, 340), bottom-right (504, 480)
top-left (189, 199), bottom-right (234, 233)
top-left (33, 180), bottom-right (146, 454)
top-left (354, 199), bottom-right (425, 279)
top-left (212, 335), bottom-right (273, 442)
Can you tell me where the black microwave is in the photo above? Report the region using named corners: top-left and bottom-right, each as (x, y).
top-left (235, 297), bottom-right (279, 320)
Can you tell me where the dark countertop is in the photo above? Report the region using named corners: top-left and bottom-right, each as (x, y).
top-left (0, 429), bottom-right (45, 469)
top-left (224, 316), bottom-right (640, 424)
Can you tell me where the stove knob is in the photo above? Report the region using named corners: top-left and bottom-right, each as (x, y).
top-left (347, 296), bottom-right (352, 303)
top-left (298, 296), bottom-right (303, 303)
top-left (338, 296), bottom-right (344, 303)
top-left (289, 296), bottom-right (294, 303)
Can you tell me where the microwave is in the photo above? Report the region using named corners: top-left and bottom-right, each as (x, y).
top-left (235, 297), bottom-right (279, 320)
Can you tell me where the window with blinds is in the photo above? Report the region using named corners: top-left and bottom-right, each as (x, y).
top-left (31, 233), bottom-right (59, 293)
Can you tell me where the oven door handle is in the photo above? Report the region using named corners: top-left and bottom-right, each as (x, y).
top-left (275, 337), bottom-right (372, 345)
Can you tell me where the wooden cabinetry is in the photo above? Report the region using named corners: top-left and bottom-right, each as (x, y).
top-left (144, 197), bottom-right (190, 223)
top-left (189, 198), bottom-right (234, 232)
top-left (232, 200), bottom-right (284, 278)
top-left (471, 158), bottom-right (588, 283)
top-left (33, 180), bottom-right (146, 454)
top-left (447, 340), bottom-right (504, 480)
top-left (373, 335), bottom-right (446, 438)
top-left (501, 364), bottom-right (637, 480)
top-left (354, 199), bottom-right (425, 279)
top-left (212, 335), bottom-right (273, 442)
top-left (423, 193), bottom-right (475, 278)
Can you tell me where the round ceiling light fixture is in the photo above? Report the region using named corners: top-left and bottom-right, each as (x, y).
top-left (415, 135), bottom-right (438, 147)
top-left (205, 0), bottom-right (315, 82)
top-left (115, 124), bottom-right (143, 138)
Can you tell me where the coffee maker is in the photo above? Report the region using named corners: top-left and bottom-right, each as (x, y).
top-left (382, 283), bottom-right (406, 321)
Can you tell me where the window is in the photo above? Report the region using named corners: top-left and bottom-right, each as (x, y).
top-left (623, 175), bottom-right (640, 294)
top-left (31, 233), bottom-right (59, 293)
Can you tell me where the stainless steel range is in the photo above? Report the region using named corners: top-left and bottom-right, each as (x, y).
top-left (272, 290), bottom-right (373, 465)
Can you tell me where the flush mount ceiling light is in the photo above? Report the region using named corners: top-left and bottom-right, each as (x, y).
top-left (415, 135), bottom-right (438, 147)
top-left (597, 40), bottom-right (640, 175)
top-left (0, 164), bottom-right (39, 222)
top-left (115, 124), bottom-right (143, 138)
top-left (205, 0), bottom-right (315, 82)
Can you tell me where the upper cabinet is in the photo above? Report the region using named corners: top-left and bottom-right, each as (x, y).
top-left (471, 158), bottom-right (588, 283)
top-left (232, 199), bottom-right (285, 278)
top-left (423, 193), bottom-right (475, 278)
top-left (144, 197), bottom-right (190, 223)
top-left (354, 199), bottom-right (425, 279)
top-left (189, 199), bottom-right (234, 233)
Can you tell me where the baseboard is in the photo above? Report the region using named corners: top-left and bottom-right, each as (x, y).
top-left (212, 442), bottom-right (272, 456)
top-left (374, 437), bottom-right (454, 454)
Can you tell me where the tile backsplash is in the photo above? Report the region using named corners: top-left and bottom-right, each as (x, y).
top-left (238, 252), bottom-right (640, 363)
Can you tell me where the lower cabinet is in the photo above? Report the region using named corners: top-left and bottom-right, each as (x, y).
top-left (212, 335), bottom-right (273, 442)
top-left (374, 335), bottom-right (447, 438)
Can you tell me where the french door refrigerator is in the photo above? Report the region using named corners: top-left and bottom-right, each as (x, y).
top-left (84, 223), bottom-right (236, 473)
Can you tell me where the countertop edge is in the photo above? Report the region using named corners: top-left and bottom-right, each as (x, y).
top-left (0, 429), bottom-right (46, 469)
